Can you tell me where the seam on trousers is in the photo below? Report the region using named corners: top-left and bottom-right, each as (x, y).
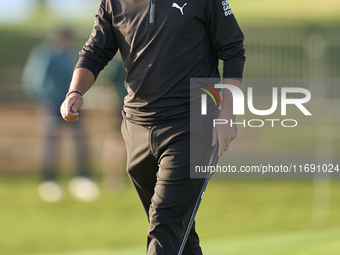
top-left (148, 125), bottom-right (158, 159)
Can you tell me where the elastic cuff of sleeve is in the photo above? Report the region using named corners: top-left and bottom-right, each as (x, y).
top-left (75, 56), bottom-right (104, 80)
top-left (223, 56), bottom-right (245, 80)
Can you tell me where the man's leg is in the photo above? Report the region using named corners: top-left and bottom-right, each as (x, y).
top-left (146, 117), bottom-right (213, 255)
top-left (71, 118), bottom-right (91, 178)
top-left (121, 117), bottom-right (212, 255)
top-left (37, 106), bottom-right (63, 202)
top-left (40, 109), bottom-right (60, 181)
top-left (147, 173), bottom-right (205, 255)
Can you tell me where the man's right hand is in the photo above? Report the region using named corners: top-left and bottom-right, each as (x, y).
top-left (60, 93), bottom-right (84, 122)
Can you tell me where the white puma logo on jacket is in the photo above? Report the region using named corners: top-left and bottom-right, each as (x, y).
top-left (172, 2), bottom-right (187, 15)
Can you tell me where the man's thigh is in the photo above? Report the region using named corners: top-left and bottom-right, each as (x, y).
top-left (121, 118), bottom-right (158, 215)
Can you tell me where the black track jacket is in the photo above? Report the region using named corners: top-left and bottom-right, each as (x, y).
top-left (76, 0), bottom-right (245, 123)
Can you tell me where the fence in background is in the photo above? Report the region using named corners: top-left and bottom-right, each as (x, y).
top-left (239, 27), bottom-right (340, 120)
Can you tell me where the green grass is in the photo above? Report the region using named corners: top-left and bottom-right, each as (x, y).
top-left (1, 177), bottom-right (340, 255)
top-left (26, 228), bottom-right (340, 255)
top-left (202, 228), bottom-right (340, 255)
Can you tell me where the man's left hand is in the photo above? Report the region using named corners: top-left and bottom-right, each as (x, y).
top-left (211, 117), bottom-right (237, 158)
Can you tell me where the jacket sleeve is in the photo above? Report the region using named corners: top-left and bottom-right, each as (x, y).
top-left (75, 0), bottom-right (118, 79)
top-left (205, 0), bottom-right (245, 79)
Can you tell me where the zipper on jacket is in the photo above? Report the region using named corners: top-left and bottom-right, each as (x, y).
top-left (148, 0), bottom-right (155, 28)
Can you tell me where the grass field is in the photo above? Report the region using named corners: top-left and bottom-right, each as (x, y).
top-left (1, 177), bottom-right (340, 255)
top-left (29, 227), bottom-right (340, 255)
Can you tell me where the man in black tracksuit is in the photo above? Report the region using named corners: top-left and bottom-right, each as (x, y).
top-left (60, 0), bottom-right (245, 254)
